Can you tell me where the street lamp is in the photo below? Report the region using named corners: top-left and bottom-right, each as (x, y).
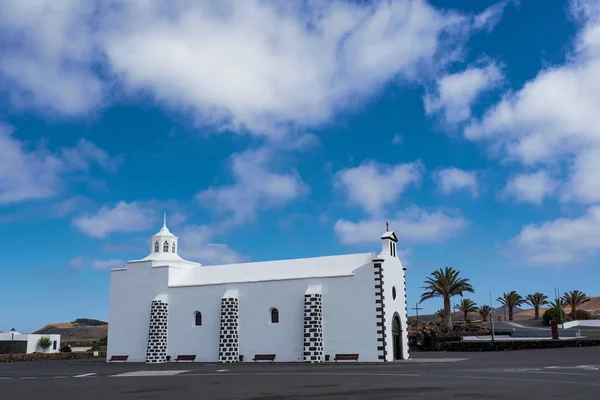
top-left (8, 327), bottom-right (15, 362)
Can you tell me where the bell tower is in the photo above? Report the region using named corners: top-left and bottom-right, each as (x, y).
top-left (150, 213), bottom-right (178, 255)
top-left (381, 222), bottom-right (398, 257)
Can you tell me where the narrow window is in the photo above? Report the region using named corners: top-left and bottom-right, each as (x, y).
top-left (194, 312), bottom-right (202, 326)
top-left (154, 241), bottom-right (159, 252)
top-left (390, 242), bottom-right (393, 255)
top-left (53, 341), bottom-right (57, 350)
top-left (172, 242), bottom-right (176, 253)
top-left (270, 308), bottom-right (279, 324)
top-left (393, 243), bottom-right (397, 257)
top-left (163, 241), bottom-right (169, 252)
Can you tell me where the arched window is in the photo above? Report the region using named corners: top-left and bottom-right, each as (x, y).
top-left (392, 286), bottom-right (397, 300)
top-left (154, 241), bottom-right (159, 252)
top-left (194, 311), bottom-right (202, 326)
top-left (270, 308), bottom-right (279, 324)
top-left (172, 242), bottom-right (176, 253)
top-left (163, 241), bottom-right (169, 252)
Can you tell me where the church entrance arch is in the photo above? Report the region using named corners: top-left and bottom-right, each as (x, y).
top-left (392, 312), bottom-right (403, 360)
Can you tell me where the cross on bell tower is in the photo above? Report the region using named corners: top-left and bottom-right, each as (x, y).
top-left (386, 221), bottom-right (389, 232)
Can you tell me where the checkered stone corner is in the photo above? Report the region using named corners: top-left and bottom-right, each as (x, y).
top-left (374, 262), bottom-right (387, 361)
top-left (303, 293), bottom-right (323, 363)
top-left (218, 297), bottom-right (239, 363)
top-left (145, 300), bottom-right (168, 363)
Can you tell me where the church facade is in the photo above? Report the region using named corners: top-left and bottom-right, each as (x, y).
top-left (107, 218), bottom-right (409, 363)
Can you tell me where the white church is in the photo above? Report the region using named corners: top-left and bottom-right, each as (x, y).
top-left (107, 217), bottom-right (409, 363)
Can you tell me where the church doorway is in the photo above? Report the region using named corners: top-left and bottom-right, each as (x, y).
top-left (392, 313), bottom-right (403, 360)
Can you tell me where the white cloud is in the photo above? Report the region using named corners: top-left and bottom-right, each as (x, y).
top-left (197, 147), bottom-right (307, 226)
top-left (510, 206), bottom-right (600, 265)
top-left (178, 224), bottom-right (246, 265)
top-left (504, 170), bottom-right (558, 204)
top-left (464, 1), bottom-right (600, 204)
top-left (335, 160), bottom-right (423, 215)
top-left (73, 201), bottom-right (156, 238)
top-left (0, 0), bottom-right (498, 135)
top-left (334, 206), bottom-right (468, 245)
top-left (424, 62), bottom-right (503, 124)
top-left (392, 133), bottom-right (403, 145)
top-left (92, 259), bottom-right (125, 270)
top-left (433, 167), bottom-right (478, 196)
top-left (68, 257), bottom-right (84, 268)
top-left (0, 124), bottom-right (119, 205)
top-left (473, 1), bottom-right (513, 32)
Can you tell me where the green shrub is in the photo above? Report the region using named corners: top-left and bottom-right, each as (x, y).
top-left (573, 310), bottom-right (592, 320)
top-left (98, 336), bottom-right (107, 346)
top-left (543, 308), bottom-right (567, 325)
top-left (60, 345), bottom-right (72, 353)
top-left (38, 337), bottom-right (51, 349)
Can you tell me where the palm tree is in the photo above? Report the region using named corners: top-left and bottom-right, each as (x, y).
top-left (477, 305), bottom-right (492, 322)
top-left (525, 292), bottom-right (549, 320)
top-left (563, 290), bottom-right (591, 319)
top-left (435, 309), bottom-right (445, 322)
top-left (454, 298), bottom-right (478, 321)
top-left (497, 291), bottom-right (525, 321)
top-left (420, 267), bottom-right (474, 329)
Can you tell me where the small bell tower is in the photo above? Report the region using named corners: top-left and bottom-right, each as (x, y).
top-left (150, 213), bottom-right (178, 255)
top-left (381, 222), bottom-right (398, 257)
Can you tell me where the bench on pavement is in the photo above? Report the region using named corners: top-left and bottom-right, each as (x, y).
top-left (334, 353), bottom-right (359, 362)
top-left (175, 354), bottom-right (196, 362)
top-left (252, 354), bottom-right (276, 362)
top-left (108, 355), bottom-right (129, 362)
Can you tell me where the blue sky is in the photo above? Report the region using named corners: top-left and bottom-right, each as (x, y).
top-left (1, 0), bottom-right (599, 333)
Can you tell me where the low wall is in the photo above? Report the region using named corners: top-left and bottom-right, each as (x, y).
top-left (0, 341), bottom-right (27, 355)
top-left (561, 320), bottom-right (600, 329)
top-left (443, 339), bottom-right (600, 352)
top-left (0, 351), bottom-right (107, 362)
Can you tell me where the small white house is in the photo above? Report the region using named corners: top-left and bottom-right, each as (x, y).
top-left (108, 217), bottom-right (409, 363)
top-left (0, 331), bottom-right (61, 354)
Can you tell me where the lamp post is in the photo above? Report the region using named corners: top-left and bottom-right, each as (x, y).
top-left (8, 327), bottom-right (15, 362)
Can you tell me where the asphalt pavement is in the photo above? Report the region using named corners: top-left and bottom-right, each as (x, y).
top-left (1, 347), bottom-right (599, 399)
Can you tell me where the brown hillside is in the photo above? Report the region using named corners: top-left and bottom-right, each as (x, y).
top-left (34, 319), bottom-right (107, 342)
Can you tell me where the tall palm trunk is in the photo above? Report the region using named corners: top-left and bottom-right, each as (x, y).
top-left (534, 306), bottom-right (540, 320)
top-left (570, 305), bottom-right (577, 320)
top-left (463, 311), bottom-right (468, 321)
top-left (508, 307), bottom-right (514, 321)
top-left (444, 296), bottom-right (452, 329)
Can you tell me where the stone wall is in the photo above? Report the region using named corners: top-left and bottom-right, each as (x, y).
top-left (0, 340), bottom-right (26, 355)
top-left (442, 339), bottom-right (600, 352)
top-left (218, 297), bottom-right (239, 363)
top-left (303, 293), bottom-right (323, 363)
top-left (145, 299), bottom-right (168, 363)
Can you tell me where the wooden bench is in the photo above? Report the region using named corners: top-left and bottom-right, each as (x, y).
top-left (334, 353), bottom-right (359, 362)
top-left (108, 355), bottom-right (129, 362)
top-left (252, 354), bottom-right (276, 362)
top-left (175, 354), bottom-right (196, 362)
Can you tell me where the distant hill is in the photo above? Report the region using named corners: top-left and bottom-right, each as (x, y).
top-left (409, 296), bottom-right (600, 322)
top-left (34, 318), bottom-right (108, 343)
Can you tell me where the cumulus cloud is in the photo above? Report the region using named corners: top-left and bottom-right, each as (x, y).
top-left (178, 224), bottom-right (246, 265)
top-left (504, 170), bottom-right (558, 204)
top-left (424, 62), bottom-right (503, 124)
top-left (197, 147), bottom-right (307, 226)
top-left (334, 206), bottom-right (468, 245)
top-left (68, 257), bottom-right (84, 268)
top-left (92, 259), bottom-right (125, 270)
top-left (73, 201), bottom-right (156, 238)
top-left (335, 160), bottom-right (423, 215)
top-left (0, 124), bottom-right (120, 205)
top-left (0, 0), bottom-right (499, 135)
top-left (465, 0), bottom-right (600, 204)
top-left (433, 167), bottom-right (478, 196)
top-left (510, 206), bottom-right (600, 265)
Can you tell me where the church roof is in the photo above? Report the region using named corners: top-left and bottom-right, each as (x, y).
top-left (170, 252), bottom-right (376, 287)
top-left (380, 231), bottom-right (398, 242)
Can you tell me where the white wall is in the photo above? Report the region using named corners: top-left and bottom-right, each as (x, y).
top-left (380, 251), bottom-right (410, 360)
top-left (107, 263), bottom-right (170, 361)
top-left (561, 320), bottom-right (600, 329)
top-left (167, 260), bottom-right (381, 362)
top-left (25, 334), bottom-right (61, 354)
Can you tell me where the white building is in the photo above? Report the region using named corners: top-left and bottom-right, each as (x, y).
top-left (0, 331), bottom-right (61, 355)
top-left (107, 217), bottom-right (409, 363)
